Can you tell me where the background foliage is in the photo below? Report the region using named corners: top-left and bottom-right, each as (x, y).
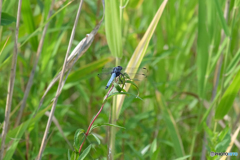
top-left (0, 0), bottom-right (240, 159)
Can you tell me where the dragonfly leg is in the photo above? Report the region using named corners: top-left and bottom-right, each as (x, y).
top-left (119, 73), bottom-right (125, 84)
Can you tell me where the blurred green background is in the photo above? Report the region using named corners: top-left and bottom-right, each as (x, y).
top-left (1, 0), bottom-right (240, 159)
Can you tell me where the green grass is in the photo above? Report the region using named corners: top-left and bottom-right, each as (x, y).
top-left (0, 0), bottom-right (240, 159)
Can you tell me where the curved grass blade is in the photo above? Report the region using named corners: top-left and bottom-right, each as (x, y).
top-left (116, 0), bottom-right (168, 118)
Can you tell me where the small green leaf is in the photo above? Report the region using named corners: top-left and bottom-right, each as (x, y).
top-left (218, 127), bottom-right (229, 141)
top-left (0, 12), bottom-right (16, 26)
top-left (203, 122), bottom-right (214, 137)
top-left (150, 138), bottom-right (157, 153)
top-left (113, 82), bottom-right (122, 92)
top-left (74, 129), bottom-right (85, 150)
top-left (68, 150), bottom-right (71, 160)
top-left (141, 144), bottom-right (150, 155)
top-left (90, 133), bottom-right (101, 145)
top-left (78, 144), bottom-right (92, 160)
top-left (123, 72), bottom-right (131, 79)
top-left (215, 131), bottom-right (231, 152)
top-left (125, 80), bottom-right (140, 96)
top-left (215, 69), bottom-right (240, 119)
top-left (91, 123), bottom-right (125, 132)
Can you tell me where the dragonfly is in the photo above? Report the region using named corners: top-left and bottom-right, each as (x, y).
top-left (98, 66), bottom-right (147, 89)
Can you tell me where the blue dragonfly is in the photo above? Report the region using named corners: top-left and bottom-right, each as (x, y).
top-left (98, 66), bottom-right (147, 89)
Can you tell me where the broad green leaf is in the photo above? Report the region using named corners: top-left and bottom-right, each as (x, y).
top-left (116, 0), bottom-right (168, 118)
top-left (155, 91), bottom-right (185, 157)
top-left (0, 12), bottom-right (16, 26)
top-left (67, 57), bottom-right (113, 83)
top-left (105, 0), bottom-right (122, 57)
top-left (215, 69), bottom-right (240, 119)
top-left (43, 57), bottom-right (113, 96)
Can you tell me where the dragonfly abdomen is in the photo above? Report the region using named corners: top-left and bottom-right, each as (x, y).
top-left (106, 72), bottom-right (116, 89)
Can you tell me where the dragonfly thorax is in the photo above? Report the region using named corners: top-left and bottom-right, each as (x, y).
top-left (112, 66), bottom-right (123, 77)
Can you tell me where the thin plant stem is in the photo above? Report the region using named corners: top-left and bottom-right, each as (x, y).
top-left (36, 1), bottom-right (84, 159)
top-left (0, 0), bottom-right (22, 159)
top-left (79, 84), bottom-right (114, 153)
top-left (14, 0), bottom-right (56, 128)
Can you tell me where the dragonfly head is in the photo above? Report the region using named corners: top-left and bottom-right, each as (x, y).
top-left (117, 66), bottom-right (122, 70)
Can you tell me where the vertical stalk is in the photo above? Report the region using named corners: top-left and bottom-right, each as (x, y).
top-left (108, 58), bottom-right (120, 160)
top-left (0, 0), bottom-right (22, 159)
top-left (36, 1), bottom-right (84, 159)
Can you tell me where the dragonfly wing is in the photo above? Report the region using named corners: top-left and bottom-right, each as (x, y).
top-left (123, 68), bottom-right (148, 81)
top-left (100, 67), bottom-right (114, 73)
top-left (97, 72), bottom-right (112, 80)
top-left (101, 67), bottom-right (147, 73)
top-left (125, 72), bottom-right (147, 81)
top-left (122, 67), bottom-right (148, 73)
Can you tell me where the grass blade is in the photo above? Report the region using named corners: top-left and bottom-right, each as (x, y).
top-left (214, 0), bottom-right (230, 37)
top-left (155, 91), bottom-right (185, 157)
top-left (105, 0), bottom-right (122, 57)
top-left (116, 0), bottom-right (168, 118)
top-left (215, 69), bottom-right (240, 120)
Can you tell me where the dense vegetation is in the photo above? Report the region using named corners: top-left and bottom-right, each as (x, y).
top-left (0, 0), bottom-right (240, 159)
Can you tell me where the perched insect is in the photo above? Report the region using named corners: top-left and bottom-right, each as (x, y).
top-left (98, 66), bottom-right (148, 89)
